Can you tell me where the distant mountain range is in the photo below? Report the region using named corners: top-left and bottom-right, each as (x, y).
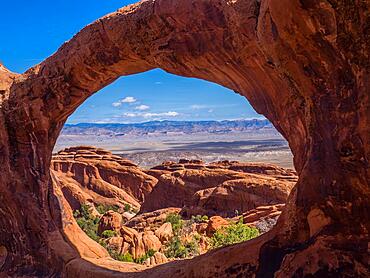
top-left (62, 119), bottom-right (274, 136)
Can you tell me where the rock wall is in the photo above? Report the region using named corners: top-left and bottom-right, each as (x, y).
top-left (0, 0), bottom-right (368, 277)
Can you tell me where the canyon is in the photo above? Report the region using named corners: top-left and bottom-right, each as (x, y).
top-left (51, 146), bottom-right (295, 267)
top-left (0, 0), bottom-right (368, 277)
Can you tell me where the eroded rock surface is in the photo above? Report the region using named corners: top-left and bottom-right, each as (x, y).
top-left (0, 0), bottom-right (368, 276)
top-left (51, 146), bottom-right (158, 211)
top-left (143, 162), bottom-right (295, 216)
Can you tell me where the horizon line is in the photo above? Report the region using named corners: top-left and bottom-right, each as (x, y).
top-left (65, 118), bottom-right (269, 125)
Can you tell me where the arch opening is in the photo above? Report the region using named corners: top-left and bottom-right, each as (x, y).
top-left (52, 69), bottom-right (296, 267)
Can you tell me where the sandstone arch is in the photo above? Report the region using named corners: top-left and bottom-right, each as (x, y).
top-left (0, 0), bottom-right (368, 277)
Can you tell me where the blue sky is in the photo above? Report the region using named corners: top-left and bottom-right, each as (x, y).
top-left (0, 0), bottom-right (262, 123)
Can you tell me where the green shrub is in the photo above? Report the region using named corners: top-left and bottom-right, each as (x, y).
top-left (164, 236), bottom-right (199, 258)
top-left (124, 203), bottom-right (131, 212)
top-left (165, 213), bottom-right (183, 234)
top-left (115, 252), bottom-right (134, 262)
top-left (191, 215), bottom-right (209, 223)
top-left (134, 249), bottom-right (156, 264)
top-left (74, 204), bottom-right (100, 242)
top-left (164, 236), bottom-right (187, 258)
top-left (101, 230), bottom-right (117, 238)
top-left (96, 204), bottom-right (119, 214)
top-left (210, 217), bottom-right (259, 249)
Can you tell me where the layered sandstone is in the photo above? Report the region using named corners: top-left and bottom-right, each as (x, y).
top-left (0, 0), bottom-right (368, 277)
top-left (142, 163), bottom-right (295, 216)
top-left (51, 146), bottom-right (158, 211)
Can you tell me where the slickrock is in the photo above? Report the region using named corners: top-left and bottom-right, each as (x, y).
top-left (0, 0), bottom-right (368, 277)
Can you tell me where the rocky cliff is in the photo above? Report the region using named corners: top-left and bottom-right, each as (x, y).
top-left (0, 0), bottom-right (368, 277)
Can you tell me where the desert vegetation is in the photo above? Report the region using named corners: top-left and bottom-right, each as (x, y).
top-left (73, 205), bottom-right (260, 264)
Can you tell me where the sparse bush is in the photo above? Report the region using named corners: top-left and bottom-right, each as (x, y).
top-left (120, 253), bottom-right (135, 262)
top-left (124, 203), bottom-right (131, 212)
top-left (74, 204), bottom-right (100, 241)
top-left (164, 236), bottom-right (199, 258)
top-left (165, 213), bottom-right (183, 234)
top-left (210, 217), bottom-right (259, 249)
top-left (134, 249), bottom-right (156, 264)
top-left (101, 230), bottom-right (117, 238)
top-left (191, 215), bottom-right (208, 223)
top-left (96, 204), bottom-right (119, 214)
top-left (116, 252), bottom-right (134, 262)
top-left (164, 236), bottom-right (187, 258)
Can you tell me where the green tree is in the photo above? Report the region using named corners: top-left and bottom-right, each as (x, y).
top-left (210, 217), bottom-right (259, 249)
top-left (101, 230), bottom-right (117, 238)
top-left (165, 213), bottom-right (183, 234)
top-left (74, 204), bottom-right (100, 241)
top-left (164, 236), bottom-right (199, 258)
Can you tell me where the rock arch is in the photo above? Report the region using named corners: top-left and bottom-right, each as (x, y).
top-left (0, 0), bottom-right (368, 277)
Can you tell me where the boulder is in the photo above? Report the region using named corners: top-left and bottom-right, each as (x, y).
top-left (206, 216), bottom-right (229, 236)
top-left (98, 211), bottom-right (122, 235)
top-left (155, 223), bottom-right (173, 243)
top-left (144, 252), bottom-right (168, 266)
top-left (120, 226), bottom-right (161, 259)
top-left (142, 231), bottom-right (162, 253)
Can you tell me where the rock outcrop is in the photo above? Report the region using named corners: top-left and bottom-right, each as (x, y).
top-left (155, 223), bottom-right (173, 243)
top-left (51, 146), bottom-right (158, 211)
top-left (142, 164), bottom-right (295, 216)
top-left (120, 226), bottom-right (162, 259)
top-left (0, 0), bottom-right (368, 277)
top-left (205, 216), bottom-right (230, 236)
top-left (98, 211), bottom-right (123, 235)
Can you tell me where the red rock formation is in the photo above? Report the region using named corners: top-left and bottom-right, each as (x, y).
top-left (51, 146), bottom-right (158, 210)
top-left (141, 165), bottom-right (294, 216)
top-left (206, 216), bottom-right (230, 236)
top-left (98, 211), bottom-right (123, 235)
top-left (0, 0), bottom-right (368, 277)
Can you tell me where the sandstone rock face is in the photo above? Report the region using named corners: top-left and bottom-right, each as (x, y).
top-left (125, 207), bottom-right (182, 232)
top-left (206, 216), bottom-right (230, 236)
top-left (242, 204), bottom-right (284, 233)
top-left (155, 223), bottom-right (173, 243)
top-left (98, 211), bottom-right (123, 235)
top-left (120, 226), bottom-right (161, 259)
top-left (144, 252), bottom-right (168, 266)
top-left (52, 146), bottom-right (158, 208)
top-left (142, 162), bottom-right (295, 217)
top-left (0, 0), bottom-right (368, 277)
